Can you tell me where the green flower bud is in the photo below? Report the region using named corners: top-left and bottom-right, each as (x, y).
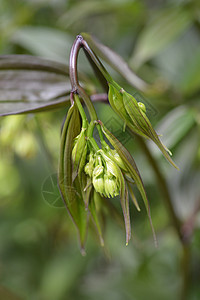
top-left (138, 102), bottom-right (146, 113)
top-left (72, 142), bottom-right (78, 163)
top-left (93, 165), bottom-right (104, 177)
top-left (109, 149), bottom-right (127, 171)
top-left (104, 174), bottom-right (119, 198)
top-left (72, 128), bottom-right (86, 164)
top-left (99, 150), bottom-right (120, 178)
top-left (92, 175), bottom-right (104, 196)
top-left (92, 154), bottom-right (105, 195)
top-left (84, 152), bottom-right (95, 177)
top-left (108, 83), bottom-right (128, 120)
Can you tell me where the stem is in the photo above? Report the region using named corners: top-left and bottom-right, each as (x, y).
top-left (180, 245), bottom-right (191, 300)
top-left (90, 93), bottom-right (108, 102)
top-left (82, 39), bottom-right (112, 83)
top-left (73, 93), bottom-right (87, 128)
top-left (69, 35), bottom-right (83, 91)
top-left (69, 35), bottom-right (106, 146)
top-left (135, 135), bottom-right (191, 300)
top-left (88, 137), bottom-right (100, 152)
top-left (83, 48), bottom-right (108, 92)
top-left (69, 35), bottom-right (98, 122)
top-left (77, 85), bottom-right (97, 121)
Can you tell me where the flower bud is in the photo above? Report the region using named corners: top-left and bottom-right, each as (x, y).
top-left (104, 174), bottom-right (119, 198)
top-left (92, 175), bottom-right (104, 196)
top-left (72, 128), bottom-right (86, 164)
top-left (84, 152), bottom-right (95, 177)
top-left (100, 150), bottom-right (120, 178)
top-left (108, 83), bottom-right (128, 120)
top-left (138, 102), bottom-right (146, 113)
top-left (109, 149), bottom-right (127, 171)
top-left (93, 165), bottom-right (104, 177)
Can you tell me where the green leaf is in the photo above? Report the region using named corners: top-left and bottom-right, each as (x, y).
top-left (72, 128), bottom-right (87, 181)
top-left (73, 177), bottom-right (90, 254)
top-left (127, 181), bottom-right (141, 212)
top-left (179, 49), bottom-right (200, 95)
top-left (154, 106), bottom-right (195, 150)
top-left (58, 104), bottom-right (88, 252)
top-left (119, 171), bottom-right (131, 245)
top-left (81, 32), bottom-right (148, 92)
top-left (59, 1), bottom-right (112, 29)
top-left (130, 8), bottom-right (191, 68)
top-left (60, 1), bottom-right (141, 30)
top-left (13, 27), bottom-right (73, 62)
top-left (89, 190), bottom-right (104, 246)
top-left (0, 55), bottom-right (71, 116)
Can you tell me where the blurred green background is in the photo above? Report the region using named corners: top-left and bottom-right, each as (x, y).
top-left (0, 0), bottom-right (200, 299)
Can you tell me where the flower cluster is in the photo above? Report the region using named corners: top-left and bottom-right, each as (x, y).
top-left (58, 76), bottom-right (176, 252)
top-left (85, 149), bottom-right (123, 198)
top-left (108, 81), bottom-right (178, 169)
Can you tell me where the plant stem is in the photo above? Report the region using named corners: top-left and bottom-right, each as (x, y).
top-left (135, 135), bottom-right (191, 300)
top-left (180, 244), bottom-right (191, 300)
top-left (90, 93), bottom-right (108, 102)
top-left (69, 35), bottom-right (83, 91)
top-left (73, 93), bottom-right (87, 128)
top-left (69, 35), bottom-right (106, 145)
top-left (81, 39), bottom-right (112, 83)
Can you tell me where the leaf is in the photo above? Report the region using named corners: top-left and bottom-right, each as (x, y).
top-left (119, 171), bottom-right (131, 245)
top-left (81, 32), bottom-right (148, 92)
top-left (130, 8), bottom-right (191, 68)
top-left (127, 181), bottom-right (141, 212)
top-left (60, 1), bottom-right (141, 30)
top-left (58, 104), bottom-right (89, 252)
top-left (152, 106), bottom-right (195, 150)
top-left (0, 55), bottom-right (71, 116)
top-left (89, 190), bottom-right (104, 246)
top-left (59, 1), bottom-right (112, 29)
top-left (179, 49), bottom-right (200, 95)
top-left (12, 26), bottom-right (73, 62)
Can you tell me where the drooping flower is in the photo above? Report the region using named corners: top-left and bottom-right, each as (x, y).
top-left (58, 93), bottom-right (157, 252)
top-left (108, 80), bottom-right (178, 169)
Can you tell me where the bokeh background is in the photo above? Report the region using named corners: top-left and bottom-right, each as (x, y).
top-left (0, 0), bottom-right (200, 299)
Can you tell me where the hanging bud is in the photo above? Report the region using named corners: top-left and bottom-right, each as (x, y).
top-left (138, 102), bottom-right (146, 113)
top-left (92, 174), bottom-right (105, 196)
top-left (72, 128), bottom-right (86, 166)
top-left (104, 174), bottom-right (120, 198)
top-left (108, 83), bottom-right (129, 121)
top-left (107, 80), bottom-right (178, 169)
top-left (107, 148), bottom-right (128, 172)
top-left (93, 164), bottom-right (104, 177)
top-left (99, 149), bottom-right (121, 197)
top-left (92, 154), bottom-right (105, 195)
top-left (84, 152), bottom-right (95, 177)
